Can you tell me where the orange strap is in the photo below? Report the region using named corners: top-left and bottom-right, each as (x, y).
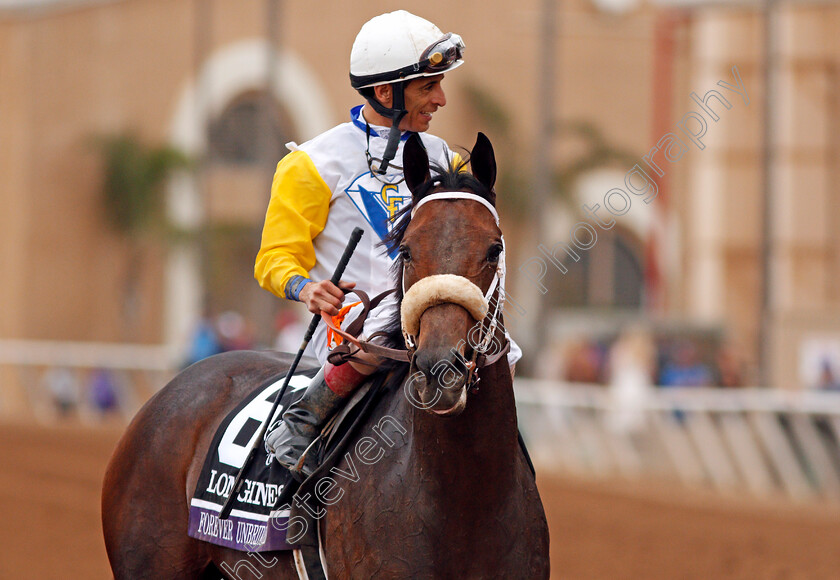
top-left (326, 301), bottom-right (362, 347)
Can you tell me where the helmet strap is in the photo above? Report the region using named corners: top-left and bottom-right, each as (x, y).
top-left (365, 82), bottom-right (408, 174)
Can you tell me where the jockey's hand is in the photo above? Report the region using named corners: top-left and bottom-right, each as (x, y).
top-left (299, 280), bottom-right (356, 316)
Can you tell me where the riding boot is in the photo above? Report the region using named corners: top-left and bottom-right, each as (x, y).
top-left (265, 362), bottom-right (367, 478)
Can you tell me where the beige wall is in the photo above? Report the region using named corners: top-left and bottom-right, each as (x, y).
top-left (0, 20), bottom-right (30, 339)
top-left (677, 5), bottom-right (840, 387)
top-left (0, 0), bottom-right (661, 346)
top-left (0, 0), bottom-right (234, 343)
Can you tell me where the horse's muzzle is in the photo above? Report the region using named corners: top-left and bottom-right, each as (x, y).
top-left (411, 346), bottom-right (470, 416)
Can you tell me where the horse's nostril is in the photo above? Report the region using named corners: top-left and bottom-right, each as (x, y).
top-left (415, 348), bottom-right (469, 386)
top-left (414, 350), bottom-right (438, 381)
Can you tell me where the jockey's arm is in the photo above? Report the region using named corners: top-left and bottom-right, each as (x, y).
top-left (256, 151), bottom-right (336, 306)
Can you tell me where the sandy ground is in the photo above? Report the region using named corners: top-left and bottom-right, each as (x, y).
top-left (2, 421), bottom-right (840, 579)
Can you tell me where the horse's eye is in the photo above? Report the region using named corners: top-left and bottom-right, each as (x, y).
top-left (400, 245), bottom-right (412, 262)
top-left (486, 243), bottom-right (503, 264)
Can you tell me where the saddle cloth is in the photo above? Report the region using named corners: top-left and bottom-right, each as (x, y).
top-left (187, 366), bottom-right (319, 552)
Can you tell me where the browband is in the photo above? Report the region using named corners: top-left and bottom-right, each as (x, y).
top-left (410, 191), bottom-right (499, 225)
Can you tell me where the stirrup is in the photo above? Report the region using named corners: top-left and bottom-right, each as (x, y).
top-left (286, 436), bottom-right (323, 481)
top-left (268, 421), bottom-right (323, 479)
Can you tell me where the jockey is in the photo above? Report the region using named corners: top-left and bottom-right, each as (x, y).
top-left (256, 10), bottom-right (520, 478)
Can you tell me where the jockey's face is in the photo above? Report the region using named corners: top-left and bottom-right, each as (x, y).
top-left (370, 75), bottom-right (447, 134)
top-left (399, 74), bottom-right (447, 133)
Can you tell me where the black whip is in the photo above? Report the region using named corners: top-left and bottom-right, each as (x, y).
top-left (219, 227), bottom-right (364, 519)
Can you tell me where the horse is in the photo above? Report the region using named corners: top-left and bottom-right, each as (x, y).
top-left (101, 132), bottom-right (550, 579)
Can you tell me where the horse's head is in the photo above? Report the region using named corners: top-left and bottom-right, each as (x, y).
top-left (392, 132), bottom-right (505, 417)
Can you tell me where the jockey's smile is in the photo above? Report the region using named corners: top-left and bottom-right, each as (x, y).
top-left (362, 74), bottom-right (447, 134)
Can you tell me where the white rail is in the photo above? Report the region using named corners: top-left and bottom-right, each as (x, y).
top-left (0, 339), bottom-right (177, 423)
top-left (0, 339), bottom-right (173, 370)
top-left (514, 379), bottom-right (840, 502)
top-left (5, 341), bottom-right (840, 501)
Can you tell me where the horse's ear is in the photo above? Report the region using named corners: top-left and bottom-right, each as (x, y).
top-left (471, 132), bottom-right (496, 193)
top-left (403, 133), bottom-right (431, 196)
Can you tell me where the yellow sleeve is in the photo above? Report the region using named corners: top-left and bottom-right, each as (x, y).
top-left (254, 151), bottom-right (332, 300)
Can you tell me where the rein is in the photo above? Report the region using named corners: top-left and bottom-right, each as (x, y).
top-left (324, 292), bottom-right (508, 389)
top-left (323, 289), bottom-right (411, 365)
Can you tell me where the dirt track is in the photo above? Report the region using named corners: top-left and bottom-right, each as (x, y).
top-left (2, 422), bottom-right (840, 579)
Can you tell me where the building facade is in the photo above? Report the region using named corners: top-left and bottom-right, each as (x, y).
top-left (0, 0), bottom-right (837, 387)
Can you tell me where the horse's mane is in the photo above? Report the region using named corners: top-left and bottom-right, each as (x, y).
top-left (376, 156), bottom-right (496, 372)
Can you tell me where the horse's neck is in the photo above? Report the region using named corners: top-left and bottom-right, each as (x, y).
top-left (406, 361), bottom-right (519, 502)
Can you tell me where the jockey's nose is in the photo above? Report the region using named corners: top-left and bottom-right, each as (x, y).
top-left (432, 84), bottom-right (446, 108)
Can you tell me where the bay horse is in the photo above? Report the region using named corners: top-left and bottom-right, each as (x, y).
top-left (102, 132), bottom-right (550, 578)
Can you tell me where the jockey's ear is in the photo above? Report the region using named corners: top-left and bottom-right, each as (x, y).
top-left (403, 133), bottom-right (431, 196)
top-left (471, 132), bottom-right (497, 194)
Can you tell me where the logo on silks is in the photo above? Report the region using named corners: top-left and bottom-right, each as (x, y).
top-left (344, 172), bottom-right (409, 257)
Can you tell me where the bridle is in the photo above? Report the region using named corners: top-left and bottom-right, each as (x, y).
top-left (400, 191), bottom-right (509, 390)
top-left (321, 190), bottom-right (510, 392)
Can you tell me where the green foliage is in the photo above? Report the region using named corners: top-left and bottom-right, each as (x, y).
top-left (94, 133), bottom-right (191, 237)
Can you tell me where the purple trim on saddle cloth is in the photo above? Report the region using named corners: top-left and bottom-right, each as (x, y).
top-left (188, 501), bottom-right (295, 552)
top-left (186, 369), bottom-right (319, 553)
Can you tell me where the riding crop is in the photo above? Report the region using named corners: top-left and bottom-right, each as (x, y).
top-left (219, 227), bottom-right (364, 519)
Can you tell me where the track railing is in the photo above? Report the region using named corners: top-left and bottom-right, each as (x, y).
top-left (0, 339), bottom-right (176, 423)
top-left (514, 379), bottom-right (840, 502)
top-left (5, 341), bottom-right (840, 501)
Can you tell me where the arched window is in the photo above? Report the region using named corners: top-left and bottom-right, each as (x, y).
top-left (202, 90), bottom-right (296, 343)
top-left (547, 225), bottom-right (644, 310)
top-left (207, 90), bottom-right (292, 168)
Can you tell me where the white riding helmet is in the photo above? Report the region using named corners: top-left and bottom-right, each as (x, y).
top-left (350, 10), bottom-right (465, 90)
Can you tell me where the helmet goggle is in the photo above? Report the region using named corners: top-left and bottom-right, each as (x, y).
top-left (420, 33), bottom-right (465, 73)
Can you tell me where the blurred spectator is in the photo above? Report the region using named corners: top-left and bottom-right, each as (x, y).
top-left (565, 339), bottom-right (606, 384)
top-left (659, 340), bottom-right (713, 387)
top-left (89, 368), bottom-right (119, 413)
top-left (714, 342), bottom-right (746, 388)
top-left (184, 316), bottom-right (223, 367)
top-left (817, 359), bottom-right (840, 391)
top-left (43, 367), bottom-right (78, 416)
top-left (274, 309), bottom-right (305, 354)
top-left (217, 310), bottom-right (254, 352)
top-left (607, 328), bottom-right (655, 433)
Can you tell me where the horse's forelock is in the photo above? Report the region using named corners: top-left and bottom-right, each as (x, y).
top-left (379, 159), bottom-right (496, 354)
